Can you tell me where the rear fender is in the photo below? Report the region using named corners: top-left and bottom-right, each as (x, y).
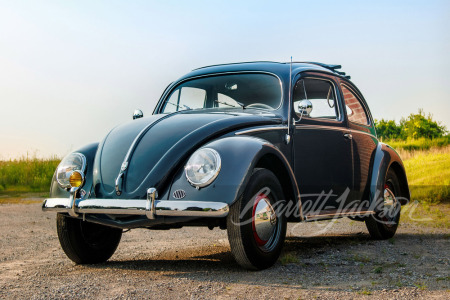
top-left (369, 143), bottom-right (410, 205)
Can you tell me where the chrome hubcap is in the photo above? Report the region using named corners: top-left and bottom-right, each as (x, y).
top-left (252, 194), bottom-right (277, 247)
top-left (383, 187), bottom-right (395, 210)
top-left (381, 184), bottom-right (399, 225)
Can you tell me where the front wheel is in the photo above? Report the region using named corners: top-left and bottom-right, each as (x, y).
top-left (365, 169), bottom-right (401, 239)
top-left (56, 213), bottom-right (122, 264)
top-left (227, 169), bottom-right (287, 270)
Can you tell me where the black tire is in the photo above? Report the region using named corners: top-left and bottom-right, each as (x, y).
top-left (56, 213), bottom-right (122, 264)
top-left (365, 169), bottom-right (401, 240)
top-left (227, 169), bottom-right (287, 270)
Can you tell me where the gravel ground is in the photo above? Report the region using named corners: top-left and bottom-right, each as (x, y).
top-left (0, 202), bottom-right (449, 299)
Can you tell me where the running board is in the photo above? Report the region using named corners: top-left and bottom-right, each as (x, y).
top-left (304, 210), bottom-right (375, 222)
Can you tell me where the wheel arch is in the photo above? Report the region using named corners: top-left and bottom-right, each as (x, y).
top-left (254, 152), bottom-right (301, 221)
top-left (369, 143), bottom-right (410, 206)
top-left (167, 136), bottom-right (302, 221)
top-left (388, 161), bottom-right (410, 205)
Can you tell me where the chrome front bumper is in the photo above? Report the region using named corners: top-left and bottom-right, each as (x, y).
top-left (42, 188), bottom-right (229, 219)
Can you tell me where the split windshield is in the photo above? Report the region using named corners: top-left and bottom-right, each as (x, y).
top-left (161, 73), bottom-right (282, 113)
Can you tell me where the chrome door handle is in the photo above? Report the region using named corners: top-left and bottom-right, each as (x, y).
top-left (344, 133), bottom-right (353, 140)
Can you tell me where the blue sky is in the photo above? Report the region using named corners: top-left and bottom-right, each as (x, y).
top-left (0, 0), bottom-right (449, 158)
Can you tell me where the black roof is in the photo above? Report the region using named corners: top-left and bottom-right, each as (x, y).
top-left (187, 61), bottom-right (351, 80)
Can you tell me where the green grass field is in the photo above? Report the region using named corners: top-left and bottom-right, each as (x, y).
top-left (402, 146), bottom-right (450, 204)
top-left (382, 136), bottom-right (450, 151)
top-left (0, 156), bottom-right (59, 195)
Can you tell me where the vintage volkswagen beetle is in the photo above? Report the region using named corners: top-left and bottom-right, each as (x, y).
top-left (43, 62), bottom-right (410, 270)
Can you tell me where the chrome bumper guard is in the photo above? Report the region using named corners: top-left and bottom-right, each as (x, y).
top-left (42, 188), bottom-right (229, 219)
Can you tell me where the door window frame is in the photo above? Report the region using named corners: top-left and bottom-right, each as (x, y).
top-left (292, 73), bottom-right (346, 127)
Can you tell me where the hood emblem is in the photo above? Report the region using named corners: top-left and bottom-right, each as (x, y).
top-left (121, 162), bottom-right (128, 171)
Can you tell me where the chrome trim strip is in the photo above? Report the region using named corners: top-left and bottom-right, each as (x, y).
top-left (350, 129), bottom-right (377, 139)
top-left (305, 210), bottom-right (375, 221)
top-left (295, 124), bottom-right (377, 139)
top-left (42, 198), bottom-right (229, 218)
top-left (295, 124), bottom-right (348, 132)
top-left (235, 126), bottom-right (288, 135)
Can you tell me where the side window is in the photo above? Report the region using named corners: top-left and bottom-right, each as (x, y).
top-left (163, 87), bottom-right (206, 112)
top-left (179, 87), bottom-right (206, 109)
top-left (341, 85), bottom-right (369, 125)
top-left (164, 89), bottom-right (180, 113)
top-left (292, 78), bottom-right (339, 120)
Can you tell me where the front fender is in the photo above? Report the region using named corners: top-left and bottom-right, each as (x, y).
top-left (49, 143), bottom-right (99, 198)
top-left (369, 143), bottom-right (410, 205)
top-left (167, 136), bottom-right (301, 217)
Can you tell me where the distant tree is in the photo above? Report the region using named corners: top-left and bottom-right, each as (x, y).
top-left (375, 119), bottom-right (404, 140)
top-left (375, 109), bottom-right (447, 140)
top-left (400, 109), bottom-right (447, 139)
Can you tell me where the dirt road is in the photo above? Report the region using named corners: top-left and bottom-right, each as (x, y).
top-left (0, 203), bottom-right (448, 299)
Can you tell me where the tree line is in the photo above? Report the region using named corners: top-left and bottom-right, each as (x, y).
top-left (375, 109), bottom-right (448, 140)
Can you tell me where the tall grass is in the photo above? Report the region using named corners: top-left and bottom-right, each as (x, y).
top-left (0, 156), bottom-right (60, 194)
top-left (402, 146), bottom-right (450, 204)
top-left (382, 136), bottom-right (450, 151)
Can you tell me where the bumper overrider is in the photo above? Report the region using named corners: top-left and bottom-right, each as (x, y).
top-left (42, 187), bottom-right (229, 219)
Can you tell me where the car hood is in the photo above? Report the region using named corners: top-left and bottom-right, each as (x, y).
top-left (93, 110), bottom-right (282, 199)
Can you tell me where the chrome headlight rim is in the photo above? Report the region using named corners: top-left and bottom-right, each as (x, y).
top-left (56, 152), bottom-right (87, 189)
top-left (185, 148), bottom-right (221, 188)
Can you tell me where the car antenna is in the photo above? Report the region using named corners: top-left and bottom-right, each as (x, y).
top-left (285, 56), bottom-right (292, 144)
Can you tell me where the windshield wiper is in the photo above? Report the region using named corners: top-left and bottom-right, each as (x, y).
top-left (166, 101), bottom-right (191, 110)
top-left (215, 100), bottom-right (245, 109)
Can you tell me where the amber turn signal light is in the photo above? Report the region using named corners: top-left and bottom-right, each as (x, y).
top-left (69, 171), bottom-right (84, 188)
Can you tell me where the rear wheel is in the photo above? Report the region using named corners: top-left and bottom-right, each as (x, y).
top-left (227, 169), bottom-right (287, 270)
top-left (56, 213), bottom-right (122, 264)
top-left (365, 169), bottom-right (401, 239)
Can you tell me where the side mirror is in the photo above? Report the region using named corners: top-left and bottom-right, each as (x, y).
top-left (298, 100), bottom-right (313, 116)
top-left (133, 109), bottom-right (143, 120)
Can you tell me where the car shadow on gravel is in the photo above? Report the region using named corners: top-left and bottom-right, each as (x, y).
top-left (92, 250), bottom-right (241, 273)
top-left (82, 231), bottom-right (449, 292)
top-left (92, 232), bottom-right (447, 271)
top-left (284, 233), bottom-right (372, 252)
top-left (284, 231), bottom-right (450, 253)
top-left (89, 233), bottom-right (372, 273)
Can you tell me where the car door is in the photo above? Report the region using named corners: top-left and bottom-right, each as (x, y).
top-left (292, 74), bottom-right (354, 213)
top-left (340, 81), bottom-right (378, 206)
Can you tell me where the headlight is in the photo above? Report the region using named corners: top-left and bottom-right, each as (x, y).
top-left (185, 148), bottom-right (221, 188)
top-left (56, 153), bottom-right (86, 189)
